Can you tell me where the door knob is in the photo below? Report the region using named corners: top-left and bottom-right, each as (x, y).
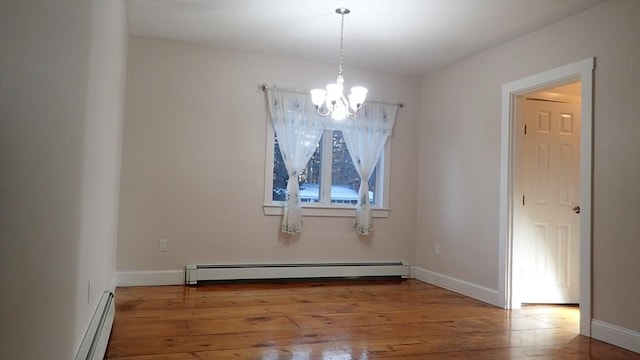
top-left (572, 206), bottom-right (581, 214)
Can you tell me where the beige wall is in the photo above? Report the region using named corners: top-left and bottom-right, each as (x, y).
top-left (0, 1), bottom-right (127, 359)
top-left (117, 36), bottom-right (419, 272)
top-left (417, 0), bottom-right (640, 332)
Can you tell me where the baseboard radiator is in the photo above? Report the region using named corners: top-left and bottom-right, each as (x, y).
top-left (185, 262), bottom-right (409, 285)
top-left (75, 291), bottom-right (115, 360)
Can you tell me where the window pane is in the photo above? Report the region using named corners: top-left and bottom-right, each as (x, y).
top-left (331, 131), bottom-right (376, 205)
top-left (272, 137), bottom-right (287, 201)
top-left (272, 136), bottom-right (321, 202)
top-left (299, 139), bottom-right (321, 203)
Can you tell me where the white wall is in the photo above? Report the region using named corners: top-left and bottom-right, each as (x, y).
top-left (0, 1), bottom-right (127, 359)
top-left (117, 36), bottom-right (419, 275)
top-left (418, 0), bottom-right (639, 334)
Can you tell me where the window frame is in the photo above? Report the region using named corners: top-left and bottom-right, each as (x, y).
top-left (262, 121), bottom-right (391, 218)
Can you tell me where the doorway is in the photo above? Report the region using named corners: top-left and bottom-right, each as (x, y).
top-left (516, 82), bottom-right (581, 305)
top-left (498, 58), bottom-right (594, 337)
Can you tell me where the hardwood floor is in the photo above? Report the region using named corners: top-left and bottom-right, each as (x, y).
top-left (105, 279), bottom-right (639, 359)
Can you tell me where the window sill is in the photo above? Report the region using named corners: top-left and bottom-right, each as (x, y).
top-left (263, 204), bottom-right (391, 218)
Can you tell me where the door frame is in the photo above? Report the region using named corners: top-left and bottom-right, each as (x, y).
top-left (498, 58), bottom-right (594, 336)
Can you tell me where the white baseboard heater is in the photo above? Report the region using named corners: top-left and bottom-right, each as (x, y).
top-left (185, 262), bottom-right (409, 285)
top-left (75, 291), bottom-right (115, 360)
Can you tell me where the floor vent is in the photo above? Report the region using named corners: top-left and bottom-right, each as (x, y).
top-left (75, 291), bottom-right (115, 360)
top-left (185, 262), bottom-right (409, 285)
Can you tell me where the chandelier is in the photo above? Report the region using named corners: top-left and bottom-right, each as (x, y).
top-left (310, 8), bottom-right (367, 121)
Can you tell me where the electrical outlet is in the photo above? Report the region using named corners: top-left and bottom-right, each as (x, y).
top-left (158, 238), bottom-right (168, 252)
top-left (434, 244), bottom-right (440, 256)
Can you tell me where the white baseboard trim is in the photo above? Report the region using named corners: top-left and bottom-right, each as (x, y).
top-left (411, 266), bottom-right (499, 306)
top-left (117, 270), bottom-right (184, 286)
top-left (592, 319), bottom-right (640, 354)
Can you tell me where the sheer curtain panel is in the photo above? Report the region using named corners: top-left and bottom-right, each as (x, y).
top-left (340, 100), bottom-right (398, 235)
top-left (266, 87), bottom-right (325, 234)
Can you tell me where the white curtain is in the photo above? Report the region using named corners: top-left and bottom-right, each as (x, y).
top-left (266, 87), bottom-right (325, 234)
top-left (340, 100), bottom-right (398, 235)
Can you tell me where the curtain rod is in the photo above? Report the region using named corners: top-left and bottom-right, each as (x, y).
top-left (260, 83), bottom-right (404, 108)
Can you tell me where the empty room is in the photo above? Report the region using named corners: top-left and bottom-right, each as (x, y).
top-left (1, 1), bottom-right (639, 359)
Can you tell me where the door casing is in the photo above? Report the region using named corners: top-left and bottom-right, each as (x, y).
top-left (498, 58), bottom-right (594, 336)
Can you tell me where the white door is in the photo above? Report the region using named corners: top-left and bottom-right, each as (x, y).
top-left (520, 98), bottom-right (581, 304)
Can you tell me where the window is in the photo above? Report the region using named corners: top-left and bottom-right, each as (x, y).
top-left (264, 126), bottom-right (390, 217)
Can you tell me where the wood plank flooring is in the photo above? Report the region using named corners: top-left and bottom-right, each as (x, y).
top-left (105, 279), bottom-right (639, 359)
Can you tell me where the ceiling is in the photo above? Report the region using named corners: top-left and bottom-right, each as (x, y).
top-left (126, 0), bottom-right (602, 77)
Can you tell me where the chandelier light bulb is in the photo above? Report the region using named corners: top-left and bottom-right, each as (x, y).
top-left (326, 83), bottom-right (341, 102)
top-left (310, 89), bottom-right (327, 107)
top-left (349, 86), bottom-right (368, 111)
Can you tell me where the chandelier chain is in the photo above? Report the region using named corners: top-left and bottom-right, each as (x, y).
top-left (338, 12), bottom-right (344, 76)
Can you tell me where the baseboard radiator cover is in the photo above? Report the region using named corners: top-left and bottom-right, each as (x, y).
top-left (75, 291), bottom-right (115, 360)
top-left (185, 262), bottom-right (410, 285)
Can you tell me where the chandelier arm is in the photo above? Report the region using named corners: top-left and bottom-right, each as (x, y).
top-left (345, 104), bottom-right (358, 119)
top-left (340, 94), bottom-right (350, 109)
top-left (341, 95), bottom-right (359, 115)
top-left (315, 105), bottom-right (331, 117)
